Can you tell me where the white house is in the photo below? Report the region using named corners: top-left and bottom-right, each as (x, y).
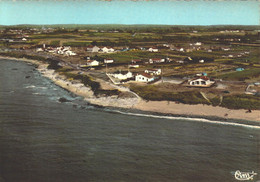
top-left (188, 76), bottom-right (215, 87)
top-left (36, 48), bottom-right (44, 52)
top-left (194, 42), bottom-right (202, 46)
top-left (22, 38), bottom-right (27, 41)
top-left (87, 60), bottom-right (99, 66)
top-left (135, 73), bottom-right (155, 83)
top-left (129, 64), bottom-right (139, 68)
top-left (100, 47), bottom-right (115, 53)
top-left (222, 47), bottom-right (231, 51)
top-left (87, 45), bottom-right (100, 52)
top-left (109, 71), bottom-right (133, 80)
top-left (144, 68), bottom-right (161, 75)
top-left (104, 59), bottom-right (114, 64)
top-left (131, 59), bottom-right (142, 64)
top-left (65, 50), bottom-right (77, 56)
top-left (149, 58), bottom-right (165, 64)
top-left (148, 47), bottom-right (159, 52)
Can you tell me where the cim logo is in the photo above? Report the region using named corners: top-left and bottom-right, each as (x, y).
top-left (234, 170), bottom-right (257, 181)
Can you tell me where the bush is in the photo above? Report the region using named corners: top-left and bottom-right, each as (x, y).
top-left (210, 96), bottom-right (221, 106)
top-left (46, 59), bottom-right (62, 70)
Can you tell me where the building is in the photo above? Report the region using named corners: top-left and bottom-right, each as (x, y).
top-left (65, 50), bottom-right (77, 56)
top-left (194, 42), bottom-right (202, 46)
top-left (144, 68), bottom-right (161, 75)
top-left (109, 71), bottom-right (133, 80)
top-left (131, 59), bottom-right (142, 64)
top-left (149, 58), bottom-right (165, 64)
top-left (100, 47), bottom-right (115, 53)
top-left (104, 59), bottom-right (114, 64)
top-left (148, 47), bottom-right (159, 52)
top-left (86, 45), bottom-right (100, 52)
top-left (87, 60), bottom-right (99, 66)
top-left (188, 76), bottom-right (215, 87)
top-left (236, 68), bottom-right (244, 71)
top-left (135, 73), bottom-right (155, 83)
top-left (129, 64), bottom-right (139, 68)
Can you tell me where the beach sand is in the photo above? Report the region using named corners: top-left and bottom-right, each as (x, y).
top-left (134, 100), bottom-right (260, 122)
top-left (1, 56), bottom-right (259, 122)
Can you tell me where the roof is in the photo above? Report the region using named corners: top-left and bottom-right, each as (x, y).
top-left (146, 68), bottom-right (160, 71)
top-left (150, 58), bottom-right (162, 61)
top-left (191, 76), bottom-right (210, 81)
top-left (87, 60), bottom-right (98, 63)
top-left (132, 59), bottom-right (142, 62)
top-left (114, 71), bottom-right (131, 74)
top-left (138, 73), bottom-right (154, 78)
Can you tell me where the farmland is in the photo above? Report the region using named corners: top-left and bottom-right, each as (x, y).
top-left (0, 24), bottom-right (259, 110)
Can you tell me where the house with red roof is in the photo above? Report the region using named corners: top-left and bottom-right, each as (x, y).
top-left (131, 59), bottom-right (143, 64)
top-left (87, 60), bottom-right (99, 66)
top-left (188, 76), bottom-right (215, 87)
top-left (144, 68), bottom-right (161, 75)
top-left (135, 73), bottom-right (155, 83)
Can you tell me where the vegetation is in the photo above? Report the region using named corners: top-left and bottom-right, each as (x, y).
top-left (217, 68), bottom-right (260, 81)
top-left (56, 68), bottom-right (120, 96)
top-left (63, 41), bottom-right (90, 47)
top-left (50, 40), bottom-right (60, 47)
top-left (1, 25), bottom-right (260, 111)
top-left (221, 94), bottom-right (260, 110)
top-left (0, 52), bottom-right (47, 62)
top-left (130, 85), bottom-right (209, 105)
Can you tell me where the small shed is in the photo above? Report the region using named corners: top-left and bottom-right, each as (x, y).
top-left (236, 68), bottom-right (244, 71)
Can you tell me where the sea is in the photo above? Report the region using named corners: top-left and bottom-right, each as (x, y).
top-left (0, 58), bottom-right (259, 182)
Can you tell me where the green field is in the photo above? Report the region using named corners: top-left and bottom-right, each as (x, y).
top-left (217, 68), bottom-right (260, 81)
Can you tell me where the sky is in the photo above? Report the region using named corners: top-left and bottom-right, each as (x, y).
top-left (0, 0), bottom-right (259, 26)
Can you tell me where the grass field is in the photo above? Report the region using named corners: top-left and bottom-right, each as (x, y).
top-left (217, 68), bottom-right (260, 81)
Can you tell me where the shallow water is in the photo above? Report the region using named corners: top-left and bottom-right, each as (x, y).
top-left (0, 59), bottom-right (259, 182)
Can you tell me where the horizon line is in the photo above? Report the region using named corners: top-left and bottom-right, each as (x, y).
top-left (1, 24), bottom-right (260, 27)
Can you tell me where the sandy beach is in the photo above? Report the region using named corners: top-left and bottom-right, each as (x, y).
top-left (134, 100), bottom-right (260, 122)
top-left (1, 56), bottom-right (259, 122)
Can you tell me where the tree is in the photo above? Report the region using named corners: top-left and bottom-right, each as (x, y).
top-left (91, 41), bottom-right (98, 46)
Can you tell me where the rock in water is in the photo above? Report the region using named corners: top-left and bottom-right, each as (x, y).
top-left (58, 97), bottom-right (71, 103)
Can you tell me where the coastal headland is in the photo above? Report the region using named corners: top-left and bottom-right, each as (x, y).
top-left (0, 25), bottom-right (259, 122)
top-left (1, 55), bottom-right (259, 122)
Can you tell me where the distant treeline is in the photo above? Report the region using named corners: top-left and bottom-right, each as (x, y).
top-left (1, 24), bottom-right (260, 33)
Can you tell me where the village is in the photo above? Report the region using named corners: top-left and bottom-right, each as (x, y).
top-left (0, 25), bottom-right (259, 110)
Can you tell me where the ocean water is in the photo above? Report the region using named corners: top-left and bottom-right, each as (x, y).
top-left (0, 59), bottom-right (259, 182)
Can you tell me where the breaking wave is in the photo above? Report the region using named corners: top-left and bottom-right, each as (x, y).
top-left (105, 109), bottom-right (260, 129)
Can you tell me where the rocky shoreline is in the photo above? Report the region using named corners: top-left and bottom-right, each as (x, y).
top-left (1, 55), bottom-right (259, 122)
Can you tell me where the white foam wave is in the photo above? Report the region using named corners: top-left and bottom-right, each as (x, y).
top-left (25, 85), bottom-right (36, 88)
top-left (32, 93), bottom-right (41, 95)
top-left (37, 86), bottom-right (47, 89)
top-left (111, 110), bottom-right (260, 129)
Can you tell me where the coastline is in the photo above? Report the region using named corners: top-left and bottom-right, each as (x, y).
top-left (1, 55), bottom-right (259, 122)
